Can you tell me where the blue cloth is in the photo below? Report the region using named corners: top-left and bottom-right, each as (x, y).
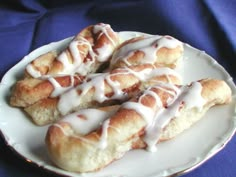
top-left (0, 0), bottom-right (235, 176)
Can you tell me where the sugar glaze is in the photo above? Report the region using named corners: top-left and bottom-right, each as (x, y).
top-left (26, 23), bottom-right (117, 78)
top-left (54, 81), bottom-right (205, 151)
top-left (57, 66), bottom-right (181, 116)
top-left (111, 35), bottom-right (183, 66)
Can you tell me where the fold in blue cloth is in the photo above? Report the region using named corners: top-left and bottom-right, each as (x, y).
top-left (0, 0), bottom-right (235, 177)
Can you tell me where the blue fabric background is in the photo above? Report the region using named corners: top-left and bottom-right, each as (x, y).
top-left (0, 0), bottom-right (235, 176)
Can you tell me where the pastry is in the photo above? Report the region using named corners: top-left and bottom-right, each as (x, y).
top-left (25, 64), bottom-right (181, 125)
top-left (10, 23), bottom-right (120, 116)
top-left (25, 23), bottom-right (120, 78)
top-left (10, 75), bottom-right (84, 107)
top-left (10, 24), bottom-right (184, 126)
top-left (109, 35), bottom-right (183, 70)
top-left (45, 79), bottom-right (232, 172)
top-left (8, 23), bottom-right (233, 174)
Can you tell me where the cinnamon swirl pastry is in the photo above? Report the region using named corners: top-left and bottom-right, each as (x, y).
top-left (10, 75), bottom-right (84, 107)
top-left (25, 64), bottom-right (181, 125)
top-left (8, 23), bottom-right (233, 174)
top-left (10, 24), bottom-right (184, 121)
top-left (109, 35), bottom-right (183, 69)
top-left (10, 23), bottom-right (120, 107)
top-left (45, 79), bottom-right (232, 172)
top-left (25, 23), bottom-right (120, 78)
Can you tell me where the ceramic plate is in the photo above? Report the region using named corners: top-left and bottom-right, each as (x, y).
top-left (0, 32), bottom-right (236, 177)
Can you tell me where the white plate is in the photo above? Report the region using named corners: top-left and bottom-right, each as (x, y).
top-left (0, 32), bottom-right (236, 177)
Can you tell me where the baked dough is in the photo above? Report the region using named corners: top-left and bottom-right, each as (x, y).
top-left (25, 23), bottom-right (120, 78)
top-left (10, 75), bottom-right (84, 107)
top-left (9, 23), bottom-right (232, 174)
top-left (109, 35), bottom-right (183, 69)
top-left (10, 23), bottom-right (120, 107)
top-left (45, 79), bottom-right (231, 172)
top-left (10, 24), bottom-right (184, 126)
top-left (25, 64), bottom-right (181, 125)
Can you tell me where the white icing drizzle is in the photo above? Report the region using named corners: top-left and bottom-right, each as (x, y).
top-left (122, 67), bottom-right (153, 81)
top-left (143, 67), bottom-right (181, 82)
top-left (102, 81), bottom-right (204, 152)
top-left (57, 66), bottom-right (180, 116)
top-left (139, 89), bottom-right (163, 108)
top-left (111, 35), bottom-right (182, 66)
top-left (69, 40), bottom-right (83, 64)
top-left (97, 119), bottom-right (110, 149)
top-left (55, 81), bottom-right (205, 152)
top-left (48, 66), bottom-right (180, 103)
top-left (182, 82), bottom-right (206, 110)
top-left (93, 23), bottom-right (117, 62)
top-left (56, 23), bottom-right (117, 75)
top-left (60, 109), bottom-right (112, 135)
top-left (143, 82), bottom-right (205, 152)
top-left (57, 52), bottom-right (71, 71)
top-left (96, 44), bottom-right (113, 62)
top-left (54, 107), bottom-right (119, 149)
top-left (56, 36), bottom-right (96, 76)
top-left (26, 64), bottom-right (42, 78)
top-left (122, 102), bottom-right (154, 125)
top-left (53, 124), bottom-right (95, 145)
top-left (93, 23), bottom-right (116, 47)
top-left (105, 73), bottom-right (123, 99)
top-left (81, 73), bottom-right (108, 103)
top-left (151, 82), bottom-right (180, 104)
top-left (152, 81), bottom-right (180, 94)
top-left (58, 72), bottom-right (123, 115)
top-left (48, 76), bottom-right (75, 98)
top-left (58, 88), bottom-right (79, 115)
top-left (112, 66), bottom-right (181, 83)
top-left (27, 24), bottom-right (117, 78)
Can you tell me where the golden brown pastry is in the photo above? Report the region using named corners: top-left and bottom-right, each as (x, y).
top-left (10, 23), bottom-right (185, 127)
top-left (10, 75), bottom-right (84, 107)
top-left (109, 35), bottom-right (183, 70)
top-left (25, 64), bottom-right (181, 125)
top-left (45, 78), bottom-right (231, 173)
top-left (24, 51), bottom-right (57, 78)
top-left (8, 23), bottom-right (233, 174)
top-left (10, 23), bottom-right (121, 119)
top-left (25, 23), bottom-right (120, 78)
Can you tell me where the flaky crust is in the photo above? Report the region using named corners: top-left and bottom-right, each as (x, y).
top-left (45, 79), bottom-right (231, 172)
top-left (10, 23), bottom-right (120, 108)
top-left (10, 24), bottom-right (184, 126)
top-left (24, 51), bottom-right (57, 78)
top-left (24, 98), bottom-right (59, 126)
top-left (10, 75), bottom-right (84, 107)
top-left (25, 23), bottom-right (120, 77)
top-left (109, 35), bottom-right (183, 70)
top-left (9, 23), bottom-right (232, 174)
top-left (25, 64), bottom-right (181, 125)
